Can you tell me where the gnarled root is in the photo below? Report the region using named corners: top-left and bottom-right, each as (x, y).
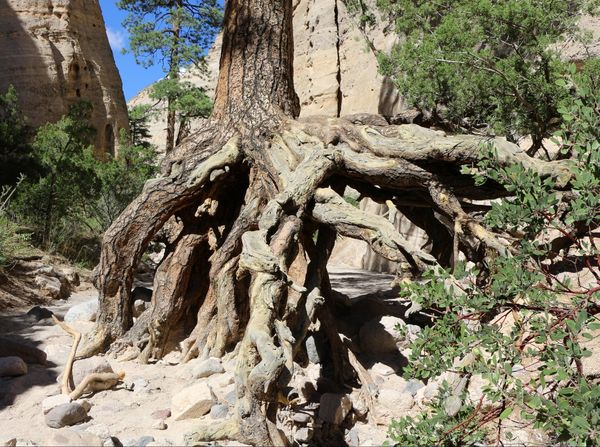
top-left (53, 316), bottom-right (124, 398)
top-left (84, 118), bottom-right (574, 446)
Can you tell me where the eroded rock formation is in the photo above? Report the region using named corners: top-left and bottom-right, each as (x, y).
top-left (0, 0), bottom-right (128, 155)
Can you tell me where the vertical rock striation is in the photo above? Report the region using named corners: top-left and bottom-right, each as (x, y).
top-left (0, 0), bottom-right (128, 155)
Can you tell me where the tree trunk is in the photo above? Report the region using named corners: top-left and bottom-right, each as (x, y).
top-left (80, 1), bottom-right (575, 446)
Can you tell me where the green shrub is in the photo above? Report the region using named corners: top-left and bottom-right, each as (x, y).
top-left (389, 62), bottom-right (600, 446)
top-left (0, 179), bottom-right (31, 268)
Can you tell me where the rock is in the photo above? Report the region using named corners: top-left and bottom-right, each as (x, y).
top-left (294, 427), bottom-right (313, 444)
top-left (224, 389), bottom-right (237, 406)
top-left (45, 402), bottom-right (89, 428)
top-left (359, 316), bottom-right (420, 354)
top-left (70, 356), bottom-right (114, 387)
top-left (45, 344), bottom-right (71, 365)
top-left (133, 299), bottom-right (148, 318)
top-left (14, 441), bottom-right (36, 447)
top-left (34, 275), bottom-right (68, 300)
top-left (0, 356), bottom-right (27, 377)
top-left (345, 427), bottom-right (360, 446)
top-left (292, 412), bottom-right (312, 424)
top-left (45, 430), bottom-right (102, 447)
top-left (377, 389), bottom-right (414, 419)
top-left (370, 362), bottom-right (396, 377)
top-left (64, 299), bottom-right (98, 323)
top-left (2, 439), bottom-right (16, 447)
top-left (305, 335), bottom-right (324, 364)
top-left (210, 403), bottom-right (229, 419)
top-left (102, 437), bottom-right (119, 447)
top-left (0, 0), bottom-right (128, 154)
top-left (26, 306), bottom-right (53, 321)
top-left (61, 268), bottom-right (80, 287)
top-left (42, 394), bottom-right (71, 414)
top-left (349, 391), bottom-right (369, 419)
top-left (171, 382), bottom-right (215, 421)
top-left (466, 374), bottom-right (493, 407)
top-left (318, 393), bottom-right (352, 425)
top-left (151, 409), bottom-right (171, 420)
top-left (191, 357), bottom-right (224, 378)
top-left (0, 338), bottom-right (46, 365)
top-left (444, 395), bottom-right (462, 417)
top-left (137, 436), bottom-right (155, 447)
top-left (403, 379), bottom-right (425, 396)
top-left (151, 420), bottom-right (167, 430)
top-left (132, 377), bottom-right (149, 392)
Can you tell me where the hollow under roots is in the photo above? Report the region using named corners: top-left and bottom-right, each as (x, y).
top-left (79, 115), bottom-right (572, 446)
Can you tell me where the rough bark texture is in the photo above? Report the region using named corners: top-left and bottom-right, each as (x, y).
top-left (81, 1), bottom-right (575, 446)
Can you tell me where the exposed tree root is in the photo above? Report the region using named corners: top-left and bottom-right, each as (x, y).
top-left (53, 316), bottom-right (124, 399)
top-left (79, 113), bottom-right (574, 446)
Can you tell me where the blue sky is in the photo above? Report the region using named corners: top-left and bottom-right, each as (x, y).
top-left (99, 0), bottom-right (164, 101)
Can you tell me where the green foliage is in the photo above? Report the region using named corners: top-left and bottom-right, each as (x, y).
top-left (149, 77), bottom-right (212, 125)
top-left (0, 85), bottom-right (37, 186)
top-left (13, 102), bottom-right (98, 249)
top-left (389, 63), bottom-right (600, 446)
top-left (10, 103), bottom-right (157, 264)
top-left (84, 129), bottom-right (158, 231)
top-left (0, 178), bottom-right (31, 268)
top-left (378, 0), bottom-right (599, 144)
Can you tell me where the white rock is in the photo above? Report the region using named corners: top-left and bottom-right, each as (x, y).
top-left (171, 382), bottom-right (215, 421)
top-left (318, 393), bottom-right (352, 425)
top-left (0, 356), bottom-right (27, 377)
top-left (377, 389), bottom-right (414, 418)
top-left (64, 299), bottom-right (98, 323)
top-left (70, 357), bottom-right (114, 387)
top-left (191, 357), bottom-right (224, 379)
top-left (42, 394), bottom-right (71, 414)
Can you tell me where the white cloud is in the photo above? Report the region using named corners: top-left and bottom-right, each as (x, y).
top-left (106, 27), bottom-right (126, 52)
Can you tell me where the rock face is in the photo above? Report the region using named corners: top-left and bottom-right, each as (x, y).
top-left (0, 0), bottom-right (128, 156)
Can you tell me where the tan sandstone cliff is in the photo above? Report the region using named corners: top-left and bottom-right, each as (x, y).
top-left (0, 0), bottom-right (128, 155)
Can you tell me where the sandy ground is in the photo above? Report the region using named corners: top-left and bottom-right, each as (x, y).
top-left (0, 269), bottom-right (398, 445)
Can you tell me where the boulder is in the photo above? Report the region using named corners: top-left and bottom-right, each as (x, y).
top-left (171, 382), bottom-right (215, 421)
top-left (0, 356), bottom-right (27, 377)
top-left (580, 328), bottom-right (600, 377)
top-left (0, 338), bottom-right (47, 365)
top-left (26, 306), bottom-right (53, 321)
top-left (70, 356), bottom-right (114, 387)
top-left (377, 389), bottom-right (414, 419)
top-left (210, 403), bottom-right (229, 419)
top-left (34, 275), bottom-right (68, 300)
top-left (64, 299), bottom-right (98, 323)
top-left (45, 402), bottom-right (88, 428)
top-left (42, 394), bottom-right (71, 414)
top-left (318, 393), bottom-right (352, 425)
top-left (44, 430), bottom-right (101, 447)
top-left (294, 427), bottom-right (313, 444)
top-left (359, 316), bottom-right (420, 355)
top-left (191, 357), bottom-right (225, 379)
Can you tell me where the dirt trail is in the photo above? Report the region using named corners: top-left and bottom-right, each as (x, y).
top-left (0, 270), bottom-right (399, 445)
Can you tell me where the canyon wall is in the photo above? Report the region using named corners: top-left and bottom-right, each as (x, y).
top-left (0, 0), bottom-right (128, 155)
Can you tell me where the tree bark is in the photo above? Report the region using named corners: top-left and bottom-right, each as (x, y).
top-left (81, 1), bottom-right (576, 446)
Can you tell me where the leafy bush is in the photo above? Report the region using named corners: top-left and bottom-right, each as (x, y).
top-left (378, 0), bottom-right (599, 149)
top-left (0, 179), bottom-right (30, 268)
top-left (389, 62), bottom-right (600, 446)
top-left (9, 101), bottom-right (158, 264)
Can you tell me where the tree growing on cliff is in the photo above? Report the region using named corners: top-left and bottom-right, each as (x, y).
top-left (119, 0), bottom-right (222, 152)
top-left (78, 1), bottom-right (591, 445)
